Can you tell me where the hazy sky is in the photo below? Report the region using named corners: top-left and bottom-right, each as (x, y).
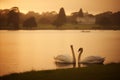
top-left (0, 0), bottom-right (120, 15)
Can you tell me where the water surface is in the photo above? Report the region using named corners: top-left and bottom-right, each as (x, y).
top-left (0, 30), bottom-right (120, 76)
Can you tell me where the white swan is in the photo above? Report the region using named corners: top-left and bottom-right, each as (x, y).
top-left (78, 48), bottom-right (105, 64)
top-left (54, 45), bottom-right (76, 64)
top-left (54, 45), bottom-right (105, 65)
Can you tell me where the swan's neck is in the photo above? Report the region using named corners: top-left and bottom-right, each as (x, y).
top-left (78, 52), bottom-right (82, 63)
top-left (78, 49), bottom-right (83, 63)
top-left (70, 45), bottom-right (76, 64)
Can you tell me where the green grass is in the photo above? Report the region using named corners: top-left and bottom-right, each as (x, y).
top-left (1, 63), bottom-right (120, 80)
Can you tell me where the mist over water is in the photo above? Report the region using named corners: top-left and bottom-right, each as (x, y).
top-left (0, 30), bottom-right (120, 76)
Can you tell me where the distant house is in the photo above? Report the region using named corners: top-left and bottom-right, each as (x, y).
top-left (76, 16), bottom-right (95, 24)
top-left (72, 11), bottom-right (96, 24)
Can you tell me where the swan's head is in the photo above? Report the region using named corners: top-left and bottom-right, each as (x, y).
top-left (78, 48), bottom-right (83, 54)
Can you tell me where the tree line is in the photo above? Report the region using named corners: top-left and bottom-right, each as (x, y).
top-left (96, 11), bottom-right (120, 29)
top-left (0, 7), bottom-right (65, 29)
top-left (0, 7), bottom-right (120, 30)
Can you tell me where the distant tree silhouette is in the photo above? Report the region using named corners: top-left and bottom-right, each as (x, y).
top-left (53, 7), bottom-right (67, 27)
top-left (95, 11), bottom-right (120, 29)
top-left (38, 11), bottom-right (57, 24)
top-left (78, 8), bottom-right (84, 17)
top-left (23, 16), bottom-right (37, 28)
top-left (0, 9), bottom-right (9, 28)
top-left (97, 17), bottom-right (111, 26)
top-left (25, 11), bottom-right (40, 23)
top-left (19, 12), bottom-right (26, 24)
top-left (95, 12), bottom-right (112, 27)
top-left (39, 17), bottom-right (51, 24)
top-left (111, 11), bottom-right (120, 26)
top-left (7, 7), bottom-right (20, 29)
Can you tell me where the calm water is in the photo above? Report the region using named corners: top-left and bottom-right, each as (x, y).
top-left (0, 30), bottom-right (120, 76)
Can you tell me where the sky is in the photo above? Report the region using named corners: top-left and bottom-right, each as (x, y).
top-left (0, 0), bottom-right (120, 15)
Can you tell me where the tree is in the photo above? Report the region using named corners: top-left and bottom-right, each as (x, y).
top-left (39, 11), bottom-right (57, 24)
top-left (95, 12), bottom-right (112, 25)
top-left (39, 17), bottom-right (51, 24)
top-left (53, 7), bottom-right (67, 27)
top-left (0, 9), bottom-right (9, 29)
top-left (111, 11), bottom-right (120, 26)
top-left (78, 8), bottom-right (84, 17)
top-left (97, 17), bottom-right (111, 26)
top-left (95, 11), bottom-right (120, 29)
top-left (7, 7), bottom-right (20, 29)
top-left (23, 16), bottom-right (37, 28)
top-left (25, 11), bottom-right (40, 23)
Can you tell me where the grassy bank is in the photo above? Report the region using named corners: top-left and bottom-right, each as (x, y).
top-left (36, 24), bottom-right (100, 30)
top-left (1, 24), bottom-right (118, 30)
top-left (19, 24), bottom-right (105, 30)
top-left (1, 63), bottom-right (120, 80)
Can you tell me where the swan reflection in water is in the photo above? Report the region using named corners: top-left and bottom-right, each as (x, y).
top-left (54, 45), bottom-right (105, 68)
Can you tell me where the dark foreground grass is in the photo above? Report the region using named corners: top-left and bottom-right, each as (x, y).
top-left (0, 63), bottom-right (120, 80)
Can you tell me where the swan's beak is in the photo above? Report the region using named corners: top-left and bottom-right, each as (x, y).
top-left (78, 49), bottom-right (80, 52)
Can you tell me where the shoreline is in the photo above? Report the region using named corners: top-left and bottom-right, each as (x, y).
top-left (0, 24), bottom-right (120, 30)
top-left (1, 63), bottom-right (120, 80)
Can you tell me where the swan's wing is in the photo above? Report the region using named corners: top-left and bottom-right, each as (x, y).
top-left (54, 55), bottom-right (66, 61)
top-left (54, 54), bottom-right (72, 63)
top-left (81, 56), bottom-right (105, 64)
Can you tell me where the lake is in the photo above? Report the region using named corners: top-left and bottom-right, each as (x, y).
top-left (0, 30), bottom-right (120, 76)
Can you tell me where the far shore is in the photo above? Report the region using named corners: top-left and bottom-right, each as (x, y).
top-left (0, 24), bottom-right (120, 30)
